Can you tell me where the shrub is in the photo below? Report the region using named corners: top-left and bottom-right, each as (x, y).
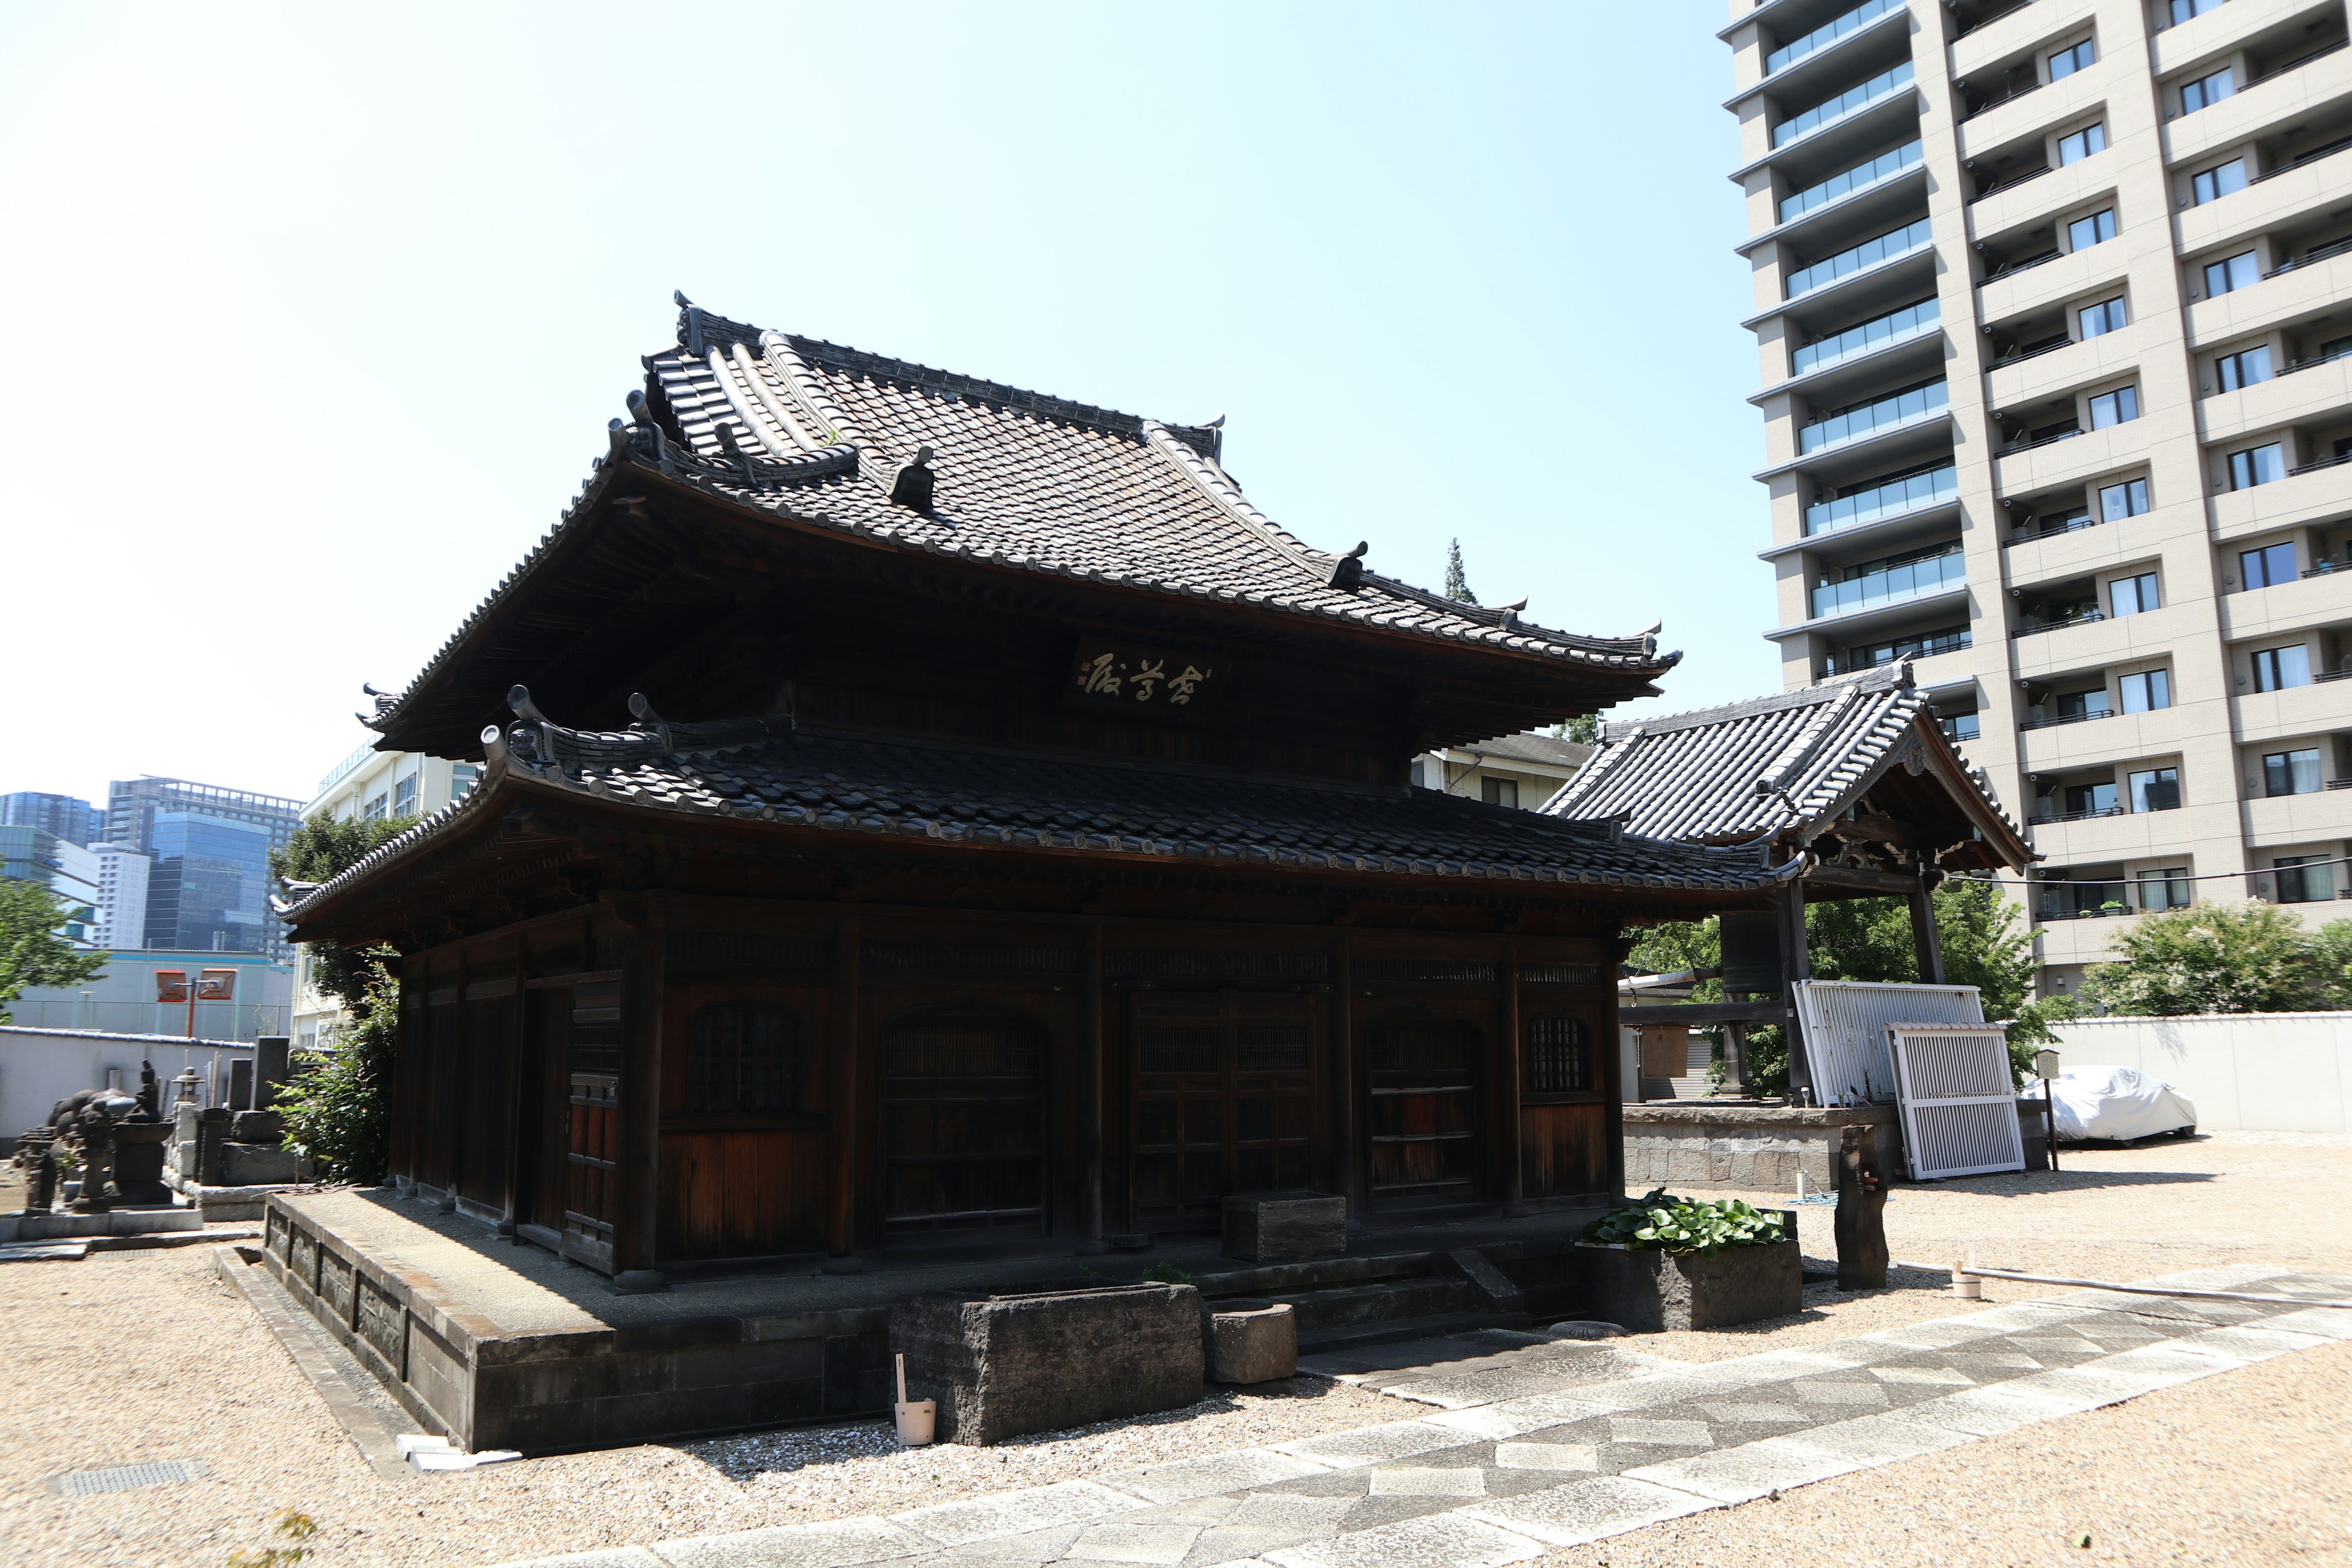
top-left (1581, 1189), bottom-right (1789, 1254)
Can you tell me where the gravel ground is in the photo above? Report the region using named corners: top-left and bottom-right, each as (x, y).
top-left (2, 1132), bottom-right (2346, 1567)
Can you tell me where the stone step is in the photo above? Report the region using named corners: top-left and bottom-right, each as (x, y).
top-left (1295, 1308), bottom-right (1532, 1355)
top-left (1270, 1275), bottom-right (1483, 1332)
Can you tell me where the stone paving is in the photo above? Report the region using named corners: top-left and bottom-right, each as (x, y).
top-left (487, 1266), bottom-right (2352, 1568)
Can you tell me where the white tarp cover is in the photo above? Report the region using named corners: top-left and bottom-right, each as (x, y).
top-left (2023, 1064), bottom-right (2198, 1142)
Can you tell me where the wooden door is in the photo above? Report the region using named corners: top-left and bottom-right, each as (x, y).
top-left (1520, 1008), bottom-right (1611, 1199)
top-left (658, 987), bottom-right (832, 1262)
top-left (1131, 992), bottom-right (1316, 1232)
top-left (562, 978), bottom-right (623, 1270)
top-left (1366, 1012), bottom-right (1482, 1210)
top-left (880, 1009), bottom-right (1047, 1240)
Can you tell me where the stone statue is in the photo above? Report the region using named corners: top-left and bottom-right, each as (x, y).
top-left (48, 1089), bottom-right (139, 1215)
top-left (20, 1136), bottom-right (58, 1215)
top-left (135, 1061), bottom-right (160, 1122)
top-left (1833, 1123), bottom-right (1889, 1291)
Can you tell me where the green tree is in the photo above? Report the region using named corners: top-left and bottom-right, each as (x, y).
top-left (270, 814), bottom-right (413, 1183)
top-left (0, 878), bottom-right (108, 1023)
top-left (2081, 900), bottom-right (2335, 1016)
top-left (1443, 538), bottom-right (1478, 605)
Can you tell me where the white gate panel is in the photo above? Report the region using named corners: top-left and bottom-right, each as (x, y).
top-left (1791, 980), bottom-right (1984, 1106)
top-left (1890, 1023), bottom-right (2024, 1180)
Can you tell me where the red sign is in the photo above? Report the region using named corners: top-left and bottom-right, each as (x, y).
top-left (154, 970), bottom-right (188, 1004)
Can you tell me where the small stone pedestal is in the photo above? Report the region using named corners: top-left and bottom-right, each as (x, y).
top-left (892, 1283), bottom-right (1204, 1445)
top-left (1220, 1193), bottom-right (1345, 1264)
top-left (1205, 1300), bottom-right (1296, 1384)
top-left (1572, 1233), bottom-right (1801, 1332)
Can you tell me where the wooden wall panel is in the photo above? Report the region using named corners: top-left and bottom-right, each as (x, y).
top-left (1521, 1102), bottom-right (1609, 1199)
top-left (658, 1131), bottom-right (830, 1260)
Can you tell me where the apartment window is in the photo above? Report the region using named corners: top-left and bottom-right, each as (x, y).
top-left (391, 774), bottom-right (418, 816)
top-left (2056, 688), bottom-right (2112, 721)
top-left (2215, 345), bottom-right (2272, 391)
top-left (363, 793), bottom-right (388, 822)
top-left (2119, 669), bottom-right (2172, 712)
top-left (2049, 39), bottom-right (2097, 80)
top-left (2241, 541), bottom-right (2297, 589)
top-left (2099, 478), bottom-right (2150, 519)
top-left (2179, 68), bottom-right (2234, 114)
top-left (2191, 159), bottom-right (2247, 205)
top-left (2203, 251), bottom-right (2259, 296)
top-left (2065, 780), bottom-right (2119, 815)
top-left (2129, 766), bottom-right (2182, 812)
top-left (2264, 748), bottom-right (2323, 797)
top-left (2138, 869), bottom-right (2192, 911)
top-left (2057, 123), bottom-right (2108, 165)
top-left (1942, 713), bottom-right (1981, 741)
top-left (2068, 209), bottom-right (2118, 251)
top-left (2324, 334), bottom-right (2352, 362)
top-left (2229, 443), bottom-right (2287, 489)
top-left (2088, 386), bottom-right (2139, 428)
top-left (2169, 0), bottom-right (2223, 20)
top-left (2111, 571), bottom-right (2160, 616)
top-left (452, 763), bottom-right (480, 797)
top-left (1481, 776), bottom-right (1520, 809)
top-left (2274, 856), bottom-right (2332, 904)
top-left (2252, 643), bottom-right (2312, 691)
top-left (2078, 296), bottom-right (2127, 339)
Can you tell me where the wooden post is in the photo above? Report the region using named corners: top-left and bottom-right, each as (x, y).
top-left (1499, 944), bottom-right (1529, 1216)
top-left (1077, 918), bottom-right (1106, 1253)
top-left (1331, 935), bottom-right (1360, 1223)
top-left (1909, 879), bottom-right (1947, 984)
top-left (826, 916), bottom-right (862, 1268)
top-left (613, 903), bottom-right (667, 1292)
top-left (499, 943), bottom-right (529, 1237)
top-left (1777, 881), bottom-right (1817, 1103)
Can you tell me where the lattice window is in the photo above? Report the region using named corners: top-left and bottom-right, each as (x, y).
top-left (684, 1002), bottom-right (799, 1116)
top-left (1527, 1015), bottom-right (1590, 1093)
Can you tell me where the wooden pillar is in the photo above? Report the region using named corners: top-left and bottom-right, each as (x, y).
top-left (1777, 880), bottom-right (1817, 1103)
top-left (1602, 941), bottom-right (1627, 1198)
top-left (613, 903), bottom-right (667, 1291)
top-left (1499, 945), bottom-right (1529, 1216)
top-left (1331, 935), bottom-right (1361, 1223)
top-left (1910, 879), bottom-right (1947, 985)
top-left (825, 917), bottom-right (862, 1268)
top-left (1077, 918), bottom-right (1106, 1253)
top-left (497, 943), bottom-right (530, 1238)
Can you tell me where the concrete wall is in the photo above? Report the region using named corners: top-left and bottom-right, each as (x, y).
top-left (7, 949), bottom-right (293, 1041)
top-left (0, 1027), bottom-right (252, 1141)
top-left (2046, 1011), bottom-right (2352, 1133)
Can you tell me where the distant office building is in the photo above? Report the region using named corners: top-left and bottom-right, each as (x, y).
top-left (105, 777), bottom-right (303, 964)
top-left (6, 946), bottom-right (294, 1040)
top-left (1720, 0), bottom-right (2352, 991)
top-left (0, 824), bottom-right (102, 944)
top-left (0, 791), bottom-right (98, 847)
top-left (90, 842), bottom-right (151, 951)
top-left (1411, 731), bottom-right (1591, 809)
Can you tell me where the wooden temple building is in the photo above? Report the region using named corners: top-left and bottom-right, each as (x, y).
top-left (281, 295), bottom-right (1799, 1291)
top-left (1540, 663), bottom-right (2035, 1100)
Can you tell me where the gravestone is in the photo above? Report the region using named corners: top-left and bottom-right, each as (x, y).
top-left (1833, 1122), bottom-right (1890, 1290)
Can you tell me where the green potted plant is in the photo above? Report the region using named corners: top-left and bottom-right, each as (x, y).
top-left (1572, 1188), bottom-right (1803, 1330)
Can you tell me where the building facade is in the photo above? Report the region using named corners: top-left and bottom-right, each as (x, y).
top-left (89, 842), bottom-right (150, 951)
top-left (107, 778), bottom-right (303, 963)
top-left (1412, 731), bottom-right (1591, 810)
top-left (0, 791), bottom-right (99, 847)
top-left (0, 825), bottom-right (101, 944)
top-left (1724, 0), bottom-right (2352, 991)
top-left (5, 946), bottom-right (293, 1040)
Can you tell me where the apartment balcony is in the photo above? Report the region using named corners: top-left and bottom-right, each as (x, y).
top-left (2026, 803), bottom-right (2203, 862)
top-left (2152, 0), bottom-right (2342, 76)
top-left (2174, 141), bottom-right (2352, 262)
top-left (2220, 570), bottom-right (2352, 641)
top-left (1727, 0), bottom-right (1912, 112)
top-left (1954, 54), bottom-right (2110, 166)
top-left (1950, 0), bottom-right (2096, 80)
top-left (1752, 217), bottom-right (1938, 327)
top-left (2013, 602), bottom-right (2198, 682)
top-left (1768, 568), bottom-right (1971, 644)
top-left (2018, 704), bottom-right (2191, 775)
top-left (1977, 242), bottom-right (2132, 330)
top-left (1992, 419), bottom-right (2166, 496)
top-left (2199, 350), bottom-right (2352, 447)
top-left (2245, 784), bottom-right (2352, 845)
top-left (2002, 499), bottom-right (2201, 582)
top-left (1988, 323), bottom-right (2145, 411)
top-left (1760, 463), bottom-right (1963, 562)
top-left (2236, 675), bottom-right (2352, 744)
top-left (2187, 244), bottom-right (2352, 349)
top-left (1809, 547), bottom-right (1969, 618)
top-left (2211, 447), bottom-right (2352, 541)
top-left (1759, 382), bottom-right (1954, 480)
top-left (1968, 154), bottom-right (2121, 251)
top-left (1743, 148), bottom-right (1929, 259)
top-left (2032, 910), bottom-right (2140, 967)
top-left (2163, 40), bottom-right (2352, 169)
top-left (1754, 306), bottom-right (1945, 407)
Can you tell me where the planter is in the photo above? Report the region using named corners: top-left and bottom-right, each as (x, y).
top-left (1571, 1235), bottom-right (1801, 1332)
top-left (891, 1283), bottom-right (1203, 1445)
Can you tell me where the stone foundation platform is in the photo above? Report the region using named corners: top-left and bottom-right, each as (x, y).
top-left (1621, 1103), bottom-right (1901, 1193)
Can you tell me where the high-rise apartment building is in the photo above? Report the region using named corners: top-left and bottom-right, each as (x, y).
top-left (1724, 0), bottom-right (2352, 992)
top-left (106, 777), bottom-right (304, 962)
top-left (89, 842), bottom-right (151, 951)
top-left (0, 824), bottom-right (100, 944)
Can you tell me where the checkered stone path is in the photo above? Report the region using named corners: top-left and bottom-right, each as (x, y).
top-left (488, 1268), bottom-right (2352, 1568)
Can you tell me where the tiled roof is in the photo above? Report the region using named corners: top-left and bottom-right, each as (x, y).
top-left (282, 707), bottom-right (1793, 924)
top-left (364, 296), bottom-right (1675, 740)
top-left (1536, 663), bottom-right (2029, 861)
top-left (1441, 731), bottom-right (1592, 770)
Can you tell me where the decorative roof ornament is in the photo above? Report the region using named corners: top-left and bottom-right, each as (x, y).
top-left (1327, 541), bottom-right (1368, 591)
top-left (889, 444), bottom-right (936, 511)
top-left (627, 692), bottom-right (674, 753)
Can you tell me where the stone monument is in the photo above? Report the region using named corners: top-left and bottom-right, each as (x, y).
top-left (1833, 1121), bottom-right (1889, 1291)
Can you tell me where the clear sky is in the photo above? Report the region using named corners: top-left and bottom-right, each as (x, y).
top-left (0, 2), bottom-right (1771, 810)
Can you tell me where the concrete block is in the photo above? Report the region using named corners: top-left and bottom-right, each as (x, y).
top-left (1570, 1238), bottom-right (1801, 1333)
top-left (1221, 1194), bottom-right (1346, 1264)
top-left (1607, 1418), bottom-right (1711, 1446)
top-left (1460, 1476), bottom-right (1717, 1548)
top-left (1207, 1302), bottom-right (1297, 1385)
top-left (1272, 1420), bottom-right (1469, 1469)
top-left (229, 1110), bottom-right (285, 1144)
top-left (1366, 1466), bottom-right (1485, 1497)
top-left (891, 1285), bottom-right (1204, 1446)
top-left (221, 1143), bottom-right (306, 1184)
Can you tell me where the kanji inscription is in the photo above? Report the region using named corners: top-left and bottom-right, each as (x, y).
top-left (1072, 643), bottom-right (1219, 710)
